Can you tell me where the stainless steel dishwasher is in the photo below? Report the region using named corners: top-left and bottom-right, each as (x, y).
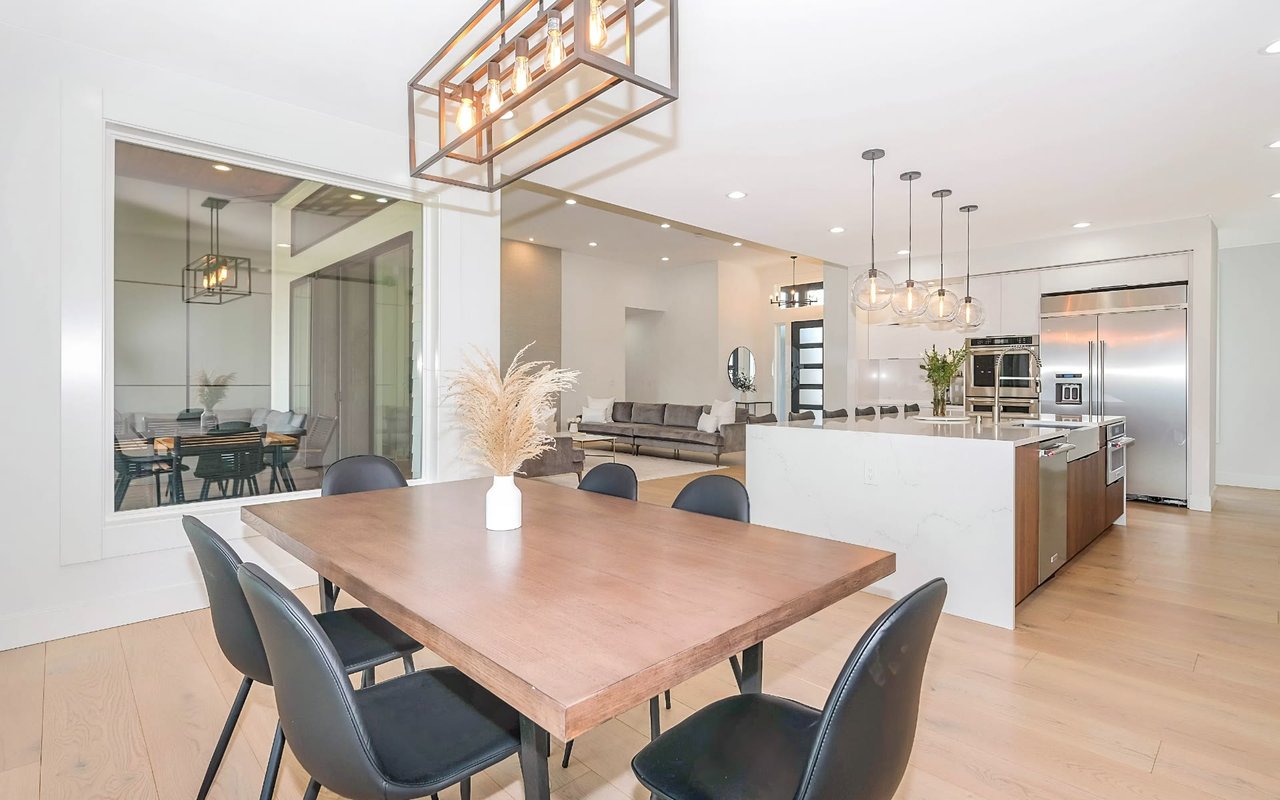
top-left (1037, 437), bottom-right (1076, 582)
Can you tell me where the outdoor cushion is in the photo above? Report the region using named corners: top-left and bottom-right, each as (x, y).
top-left (664, 404), bottom-right (705, 429)
top-left (632, 403), bottom-right (667, 425)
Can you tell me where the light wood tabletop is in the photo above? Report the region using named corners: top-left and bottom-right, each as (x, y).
top-left (241, 477), bottom-right (894, 798)
top-left (151, 432), bottom-right (298, 453)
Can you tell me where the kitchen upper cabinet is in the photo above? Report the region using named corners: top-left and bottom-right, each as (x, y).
top-left (1000, 271), bottom-right (1041, 335)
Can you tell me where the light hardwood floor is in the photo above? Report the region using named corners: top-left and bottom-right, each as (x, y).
top-left (3, 483), bottom-right (1278, 800)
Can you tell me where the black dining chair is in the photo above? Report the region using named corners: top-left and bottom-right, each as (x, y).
top-left (672, 474), bottom-right (750, 524)
top-left (878, 405), bottom-right (900, 417)
top-left (631, 578), bottom-right (947, 800)
top-left (853, 406), bottom-right (876, 418)
top-left (788, 410), bottom-right (816, 422)
top-left (317, 454), bottom-right (409, 610)
top-left (577, 462), bottom-right (638, 500)
top-left (904, 403), bottom-right (921, 415)
top-left (237, 561), bottom-right (523, 800)
top-left (824, 409), bottom-right (849, 420)
top-left (113, 435), bottom-right (185, 510)
top-left (184, 517), bottom-right (422, 800)
top-left (177, 407), bottom-right (205, 422)
top-left (210, 421), bottom-right (253, 433)
top-left (747, 413), bottom-right (778, 424)
top-left (178, 431), bottom-right (269, 502)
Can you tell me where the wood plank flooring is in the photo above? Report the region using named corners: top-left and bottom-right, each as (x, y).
top-left (2, 483), bottom-right (1277, 800)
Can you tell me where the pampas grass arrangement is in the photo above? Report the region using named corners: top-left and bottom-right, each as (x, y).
top-left (446, 344), bottom-right (579, 476)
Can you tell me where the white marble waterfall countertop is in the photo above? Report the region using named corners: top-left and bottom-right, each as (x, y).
top-left (773, 413), bottom-right (1125, 446)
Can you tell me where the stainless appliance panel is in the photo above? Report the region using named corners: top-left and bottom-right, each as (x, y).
top-left (1041, 283), bottom-right (1188, 316)
top-left (1037, 439), bottom-right (1072, 583)
top-left (1039, 315), bottom-right (1098, 418)
top-left (1098, 308), bottom-right (1187, 503)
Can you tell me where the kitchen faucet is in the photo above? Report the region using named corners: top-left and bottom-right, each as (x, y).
top-left (993, 346), bottom-right (1043, 426)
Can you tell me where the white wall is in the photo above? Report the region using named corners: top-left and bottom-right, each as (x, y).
top-left (0, 24), bottom-right (500, 651)
top-left (1217, 243), bottom-right (1280, 489)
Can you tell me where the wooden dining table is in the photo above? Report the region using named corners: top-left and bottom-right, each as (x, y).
top-left (241, 477), bottom-right (895, 800)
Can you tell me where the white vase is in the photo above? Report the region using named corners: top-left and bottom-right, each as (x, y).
top-left (486, 475), bottom-right (522, 531)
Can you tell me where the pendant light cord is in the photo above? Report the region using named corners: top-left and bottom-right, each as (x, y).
top-left (965, 211), bottom-right (971, 297)
top-left (907, 179), bottom-right (913, 281)
top-left (938, 193), bottom-right (944, 285)
top-left (870, 157), bottom-right (876, 271)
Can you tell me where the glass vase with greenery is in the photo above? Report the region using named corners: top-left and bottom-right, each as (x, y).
top-left (919, 346), bottom-right (967, 416)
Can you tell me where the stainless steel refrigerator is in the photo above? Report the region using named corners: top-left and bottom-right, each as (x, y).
top-left (1040, 283), bottom-right (1188, 505)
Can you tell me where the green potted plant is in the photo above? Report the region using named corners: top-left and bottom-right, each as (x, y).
top-left (919, 346), bottom-right (967, 417)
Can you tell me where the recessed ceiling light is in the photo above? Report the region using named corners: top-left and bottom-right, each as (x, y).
top-left (349, 193), bottom-right (365, 200)
top-left (1073, 222), bottom-right (1092, 229)
top-left (660, 223), bottom-right (671, 229)
top-left (732, 242), bottom-right (743, 247)
top-left (528, 237), bottom-right (535, 242)
top-left (1272, 193), bottom-right (1280, 199)
top-left (564, 198), bottom-right (577, 205)
top-left (276, 242), bottom-right (290, 248)
top-left (375, 197), bottom-right (388, 204)
top-left (212, 163), bottom-right (232, 172)
top-left (588, 241), bottom-right (598, 247)
top-left (1270, 140), bottom-right (1280, 149)
top-left (829, 227), bottom-right (845, 234)
top-left (897, 249), bottom-right (910, 255)
top-left (1263, 39), bottom-right (1280, 55)
top-left (661, 257), bottom-right (670, 262)
top-left (726, 191), bottom-right (747, 200)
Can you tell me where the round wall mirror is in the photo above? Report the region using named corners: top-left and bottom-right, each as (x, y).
top-left (727, 346), bottom-right (757, 392)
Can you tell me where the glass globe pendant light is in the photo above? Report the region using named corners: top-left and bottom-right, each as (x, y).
top-left (851, 148), bottom-right (896, 312)
top-left (925, 189), bottom-right (960, 324)
top-left (955, 204), bottom-right (986, 330)
top-left (891, 170), bottom-right (929, 319)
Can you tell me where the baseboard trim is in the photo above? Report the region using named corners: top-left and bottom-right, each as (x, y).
top-left (1215, 472), bottom-right (1280, 491)
top-left (0, 558), bottom-right (317, 652)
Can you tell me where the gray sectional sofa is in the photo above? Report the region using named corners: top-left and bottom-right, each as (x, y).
top-left (577, 402), bottom-right (747, 465)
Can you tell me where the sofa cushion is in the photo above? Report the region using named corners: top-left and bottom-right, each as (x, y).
top-left (632, 403), bottom-right (667, 425)
top-left (633, 424), bottom-right (722, 447)
top-left (612, 402), bottom-right (634, 423)
top-left (663, 404), bottom-right (704, 429)
top-left (251, 408), bottom-right (270, 427)
top-left (578, 421), bottom-right (634, 437)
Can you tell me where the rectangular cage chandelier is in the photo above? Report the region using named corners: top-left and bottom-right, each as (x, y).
top-left (181, 197), bottom-right (252, 305)
top-left (408, 0), bottom-right (678, 192)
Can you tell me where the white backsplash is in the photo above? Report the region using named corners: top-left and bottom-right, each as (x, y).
top-left (854, 358), bottom-right (964, 407)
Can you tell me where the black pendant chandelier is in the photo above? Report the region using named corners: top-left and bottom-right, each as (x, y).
top-left (770, 256), bottom-right (818, 309)
top-left (182, 197), bottom-right (252, 305)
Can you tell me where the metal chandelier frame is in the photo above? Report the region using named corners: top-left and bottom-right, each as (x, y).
top-left (407, 0), bottom-right (679, 192)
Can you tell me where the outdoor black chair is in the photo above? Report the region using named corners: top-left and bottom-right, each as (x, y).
top-left (174, 431), bottom-right (268, 502)
top-left (113, 435), bottom-right (183, 510)
top-left (237, 561), bottom-right (521, 800)
top-left (177, 407), bottom-right (205, 422)
top-left (632, 579), bottom-right (947, 800)
top-left (184, 517), bottom-right (421, 800)
top-left (577, 462), bottom-right (639, 501)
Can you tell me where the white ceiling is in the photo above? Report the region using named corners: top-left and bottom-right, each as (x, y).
top-left (501, 184), bottom-right (816, 272)
top-left (8, 0), bottom-right (1280, 257)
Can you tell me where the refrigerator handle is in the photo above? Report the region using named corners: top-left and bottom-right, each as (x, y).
top-left (1100, 340), bottom-right (1107, 417)
top-left (1086, 340), bottom-right (1094, 416)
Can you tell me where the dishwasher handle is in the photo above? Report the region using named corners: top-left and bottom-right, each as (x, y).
top-left (1039, 442), bottom-right (1077, 458)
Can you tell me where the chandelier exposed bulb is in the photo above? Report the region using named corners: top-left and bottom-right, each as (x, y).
top-left (545, 11), bottom-right (566, 70)
top-left (513, 38), bottom-right (531, 93)
top-left (589, 0), bottom-right (609, 49)
top-left (485, 62), bottom-right (503, 115)
top-left (456, 84), bottom-right (476, 132)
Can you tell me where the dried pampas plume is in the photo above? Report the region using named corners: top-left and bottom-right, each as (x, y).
top-left (445, 344), bottom-right (579, 475)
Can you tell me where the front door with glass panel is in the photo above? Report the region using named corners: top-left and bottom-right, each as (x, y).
top-left (790, 320), bottom-right (823, 414)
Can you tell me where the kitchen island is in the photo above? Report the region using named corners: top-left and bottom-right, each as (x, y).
top-left (746, 414), bottom-right (1125, 628)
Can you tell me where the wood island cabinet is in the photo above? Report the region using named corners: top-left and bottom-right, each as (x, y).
top-left (1067, 449), bottom-right (1107, 559)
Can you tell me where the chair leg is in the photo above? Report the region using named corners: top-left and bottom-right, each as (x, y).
top-left (197, 676), bottom-right (252, 800)
top-left (649, 696), bottom-right (661, 740)
top-left (302, 779), bottom-right (322, 800)
top-left (664, 689), bottom-right (671, 710)
top-left (560, 738), bottom-right (574, 768)
top-left (259, 722), bottom-right (285, 800)
top-left (200, 480), bottom-right (212, 502)
top-left (114, 475), bottom-right (130, 511)
top-left (402, 654), bottom-right (416, 674)
top-left (360, 667), bottom-right (374, 689)
top-left (729, 654), bottom-right (743, 686)
top-left (282, 462), bottom-right (297, 492)
top-left (154, 473), bottom-right (163, 507)
top-left (461, 776), bottom-right (472, 800)
top-left (249, 475), bottom-right (260, 495)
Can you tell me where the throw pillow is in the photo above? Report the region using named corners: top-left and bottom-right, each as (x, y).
top-left (696, 412), bottom-right (720, 434)
top-left (581, 407), bottom-right (607, 424)
top-left (586, 395), bottom-right (616, 422)
top-left (709, 398), bottom-right (736, 428)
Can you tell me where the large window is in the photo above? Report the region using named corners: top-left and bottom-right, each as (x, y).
top-left (111, 141), bottom-right (422, 512)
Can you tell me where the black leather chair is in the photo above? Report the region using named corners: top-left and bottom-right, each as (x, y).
top-left (237, 561), bottom-right (522, 800)
top-left (578, 462), bottom-right (638, 501)
top-left (787, 410), bottom-right (816, 422)
top-left (904, 403), bottom-right (921, 415)
top-left (672, 474), bottom-right (750, 524)
top-left (878, 405), bottom-right (900, 417)
top-left (747, 413), bottom-right (778, 424)
top-left (853, 406), bottom-right (876, 418)
top-left (184, 517), bottom-right (422, 800)
top-left (631, 579), bottom-right (947, 800)
top-left (318, 454), bottom-right (409, 611)
top-left (824, 408), bottom-right (848, 420)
